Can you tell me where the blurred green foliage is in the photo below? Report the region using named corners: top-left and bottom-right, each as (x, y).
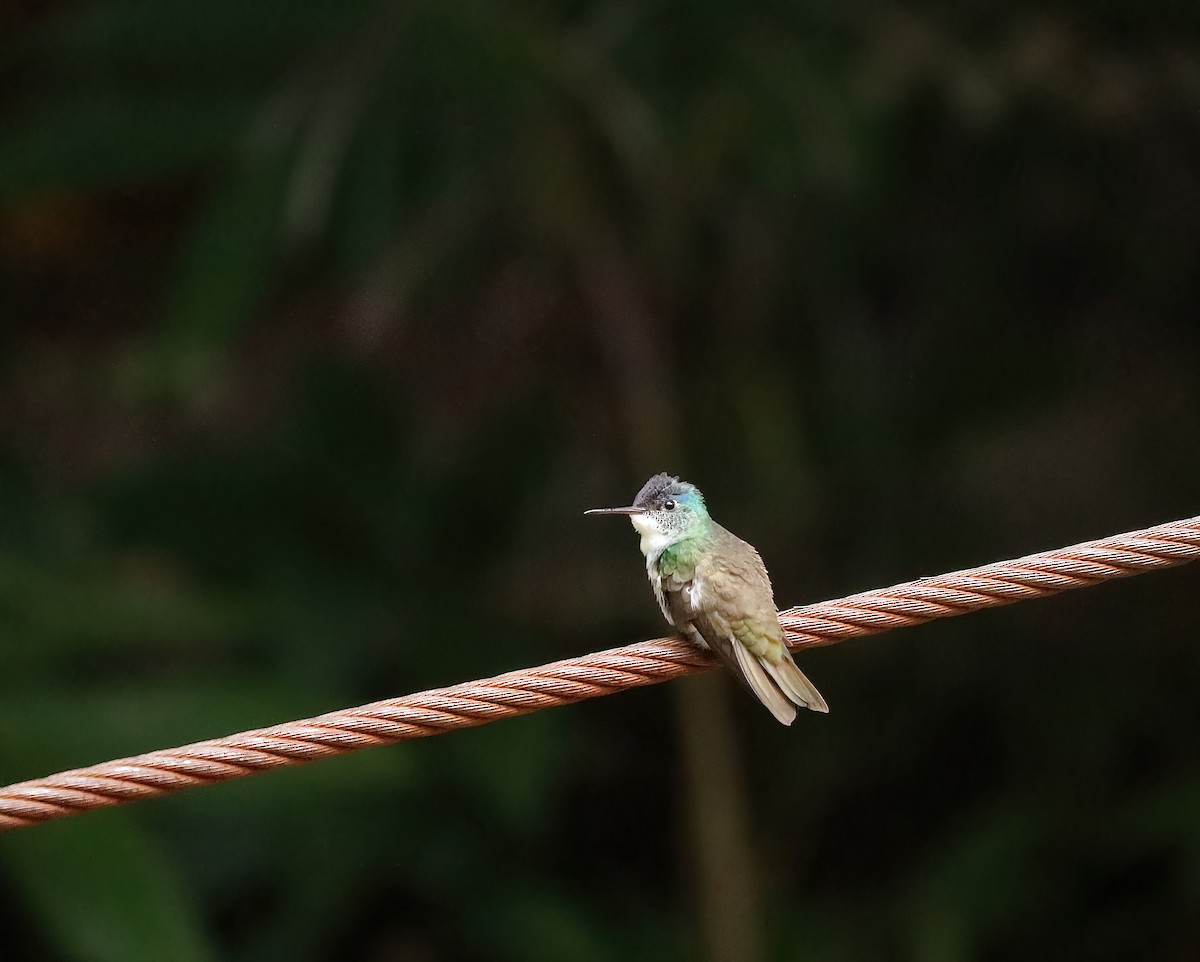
top-left (2, 0), bottom-right (1200, 960)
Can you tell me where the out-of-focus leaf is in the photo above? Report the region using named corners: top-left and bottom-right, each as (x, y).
top-left (147, 151), bottom-right (293, 388)
top-left (2, 817), bottom-right (217, 962)
top-left (0, 551), bottom-right (237, 660)
top-left (438, 710), bottom-right (570, 831)
top-left (1121, 778), bottom-right (1200, 893)
top-left (33, 0), bottom-right (382, 75)
top-left (329, 111), bottom-right (403, 275)
top-left (470, 888), bottom-right (621, 962)
top-left (905, 806), bottom-right (1051, 961)
top-left (0, 95), bottom-right (249, 198)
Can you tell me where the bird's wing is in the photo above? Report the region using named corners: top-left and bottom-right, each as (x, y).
top-left (664, 550), bottom-right (805, 725)
top-left (663, 581), bottom-right (738, 666)
top-left (685, 600), bottom-right (797, 724)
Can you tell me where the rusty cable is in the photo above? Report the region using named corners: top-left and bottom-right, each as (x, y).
top-left (2, 513), bottom-right (1198, 833)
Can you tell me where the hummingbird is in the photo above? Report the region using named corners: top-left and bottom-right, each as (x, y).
top-left (586, 473), bottom-right (828, 724)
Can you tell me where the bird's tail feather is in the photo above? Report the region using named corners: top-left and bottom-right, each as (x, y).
top-left (762, 653), bottom-right (830, 714)
top-left (731, 642), bottom-right (798, 725)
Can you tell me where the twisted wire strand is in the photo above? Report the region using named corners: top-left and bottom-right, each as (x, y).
top-left (2, 514), bottom-right (1198, 833)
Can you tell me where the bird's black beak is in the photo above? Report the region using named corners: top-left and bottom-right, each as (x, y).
top-left (584, 506), bottom-right (642, 517)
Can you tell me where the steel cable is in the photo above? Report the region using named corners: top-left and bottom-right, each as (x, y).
top-left (2, 514), bottom-right (1197, 832)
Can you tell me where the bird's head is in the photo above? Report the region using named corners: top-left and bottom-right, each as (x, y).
top-left (585, 473), bottom-right (710, 553)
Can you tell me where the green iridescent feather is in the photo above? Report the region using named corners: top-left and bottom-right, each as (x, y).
top-left (657, 536), bottom-right (703, 580)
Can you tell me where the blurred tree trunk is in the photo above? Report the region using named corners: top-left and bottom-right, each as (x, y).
top-left (581, 235), bottom-right (765, 962)
top-left (676, 675), bottom-right (765, 962)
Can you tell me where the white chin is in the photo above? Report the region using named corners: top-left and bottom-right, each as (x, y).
top-left (629, 514), bottom-right (655, 536)
top-left (630, 514), bottom-right (672, 554)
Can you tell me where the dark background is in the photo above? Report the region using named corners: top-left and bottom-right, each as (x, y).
top-left (2, 2), bottom-right (1199, 960)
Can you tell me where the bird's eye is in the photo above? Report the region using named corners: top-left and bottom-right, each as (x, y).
top-left (663, 499), bottom-right (676, 511)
